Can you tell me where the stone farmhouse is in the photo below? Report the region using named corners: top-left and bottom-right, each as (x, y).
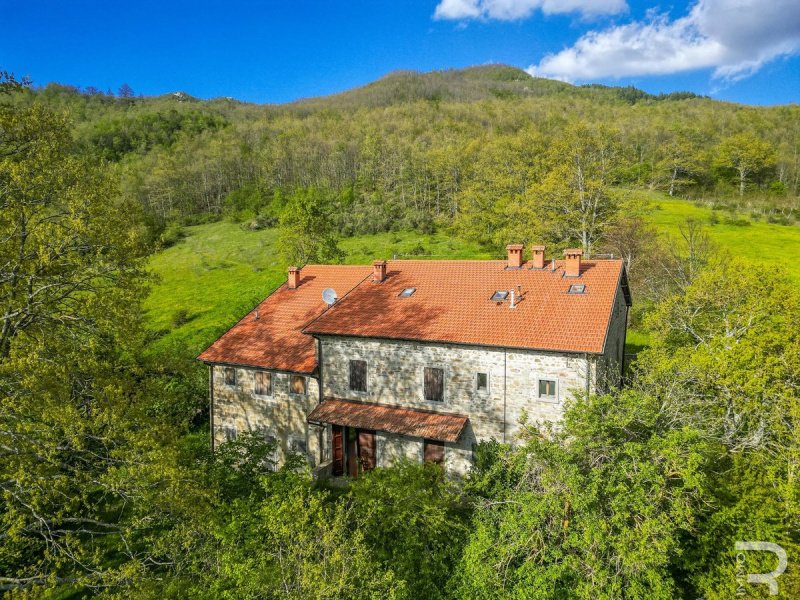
top-left (198, 244), bottom-right (631, 477)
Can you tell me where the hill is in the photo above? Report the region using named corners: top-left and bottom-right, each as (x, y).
top-left (292, 65), bottom-right (707, 109)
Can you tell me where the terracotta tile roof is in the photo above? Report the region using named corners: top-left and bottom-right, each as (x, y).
top-left (198, 265), bottom-right (371, 373)
top-left (307, 398), bottom-right (468, 442)
top-left (304, 259), bottom-right (627, 354)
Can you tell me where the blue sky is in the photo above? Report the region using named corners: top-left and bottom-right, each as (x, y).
top-left (2, 0), bottom-right (798, 105)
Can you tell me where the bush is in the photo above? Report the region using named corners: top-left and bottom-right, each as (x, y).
top-left (158, 222), bottom-right (186, 248)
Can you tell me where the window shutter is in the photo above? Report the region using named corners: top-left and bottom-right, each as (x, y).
top-left (350, 360), bottom-right (367, 392)
top-left (424, 367), bottom-right (444, 402)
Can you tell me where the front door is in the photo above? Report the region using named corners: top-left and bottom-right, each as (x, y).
top-left (358, 430), bottom-right (376, 472)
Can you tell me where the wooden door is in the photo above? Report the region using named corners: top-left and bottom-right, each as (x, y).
top-left (424, 439), bottom-right (445, 465)
top-left (347, 428), bottom-right (359, 478)
top-left (358, 430), bottom-right (376, 471)
top-left (331, 425), bottom-right (344, 476)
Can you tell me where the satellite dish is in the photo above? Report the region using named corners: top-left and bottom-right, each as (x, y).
top-left (322, 288), bottom-right (338, 306)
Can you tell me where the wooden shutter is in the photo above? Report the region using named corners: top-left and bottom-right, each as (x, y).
top-left (291, 375), bottom-right (306, 395)
top-left (350, 360), bottom-right (367, 392)
top-left (358, 430), bottom-right (376, 471)
top-left (255, 371), bottom-right (272, 395)
top-left (424, 439), bottom-right (445, 465)
top-left (424, 367), bottom-right (444, 402)
top-left (332, 426), bottom-right (344, 476)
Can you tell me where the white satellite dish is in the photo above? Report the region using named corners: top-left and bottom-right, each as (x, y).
top-left (322, 288), bottom-right (338, 306)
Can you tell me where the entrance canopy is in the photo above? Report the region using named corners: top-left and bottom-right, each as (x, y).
top-left (308, 398), bottom-right (468, 443)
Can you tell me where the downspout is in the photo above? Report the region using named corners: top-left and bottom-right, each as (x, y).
top-left (209, 364), bottom-right (215, 452)
top-left (502, 348), bottom-right (507, 444)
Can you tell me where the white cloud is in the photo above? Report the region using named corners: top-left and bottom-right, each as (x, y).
top-left (433, 0), bottom-right (627, 21)
top-left (527, 0), bottom-right (800, 82)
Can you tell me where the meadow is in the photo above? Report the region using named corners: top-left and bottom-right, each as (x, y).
top-left (144, 193), bottom-right (800, 355)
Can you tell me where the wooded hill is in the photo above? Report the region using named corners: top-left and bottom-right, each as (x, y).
top-left (12, 65), bottom-right (799, 250)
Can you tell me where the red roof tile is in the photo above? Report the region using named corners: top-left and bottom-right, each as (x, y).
top-left (307, 398), bottom-right (468, 442)
top-left (303, 259), bottom-right (627, 354)
top-left (198, 265), bottom-right (371, 373)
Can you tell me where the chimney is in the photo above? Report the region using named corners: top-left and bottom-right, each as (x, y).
top-left (506, 244), bottom-right (524, 269)
top-left (288, 266), bottom-right (301, 289)
top-left (563, 249), bottom-right (583, 277)
top-left (531, 245), bottom-right (546, 269)
top-left (373, 260), bottom-right (387, 283)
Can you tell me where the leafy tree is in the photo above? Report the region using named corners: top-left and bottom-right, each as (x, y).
top-left (348, 462), bottom-right (469, 599)
top-left (0, 101), bottom-right (146, 359)
top-left (714, 133), bottom-right (777, 196)
top-left (277, 187), bottom-right (345, 265)
top-left (657, 128), bottom-right (705, 196)
top-left (453, 392), bottom-right (710, 599)
top-left (531, 122), bottom-right (621, 256)
top-left (118, 82), bottom-right (135, 98)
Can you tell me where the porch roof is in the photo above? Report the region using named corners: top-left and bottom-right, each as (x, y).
top-left (307, 398), bottom-right (468, 443)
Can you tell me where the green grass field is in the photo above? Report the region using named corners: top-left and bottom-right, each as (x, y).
top-left (144, 224), bottom-right (491, 355)
top-left (144, 193), bottom-right (800, 356)
top-left (647, 196), bottom-right (800, 280)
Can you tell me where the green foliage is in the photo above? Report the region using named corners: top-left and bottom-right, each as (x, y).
top-left (453, 393), bottom-right (711, 599)
top-left (86, 108), bottom-right (226, 161)
top-left (714, 133), bottom-right (777, 196)
top-left (347, 462), bottom-right (469, 599)
top-left (278, 187), bottom-right (345, 265)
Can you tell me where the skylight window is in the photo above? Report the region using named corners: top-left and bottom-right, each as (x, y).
top-left (568, 284), bottom-right (586, 294)
top-left (491, 290), bottom-right (509, 302)
top-left (398, 287), bottom-right (416, 298)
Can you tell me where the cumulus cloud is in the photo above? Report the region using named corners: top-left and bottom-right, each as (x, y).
top-left (527, 0), bottom-right (800, 82)
top-left (433, 0), bottom-right (627, 21)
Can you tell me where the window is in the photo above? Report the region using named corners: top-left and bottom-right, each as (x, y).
top-left (424, 367), bottom-right (444, 402)
top-left (349, 359), bottom-right (367, 392)
top-left (424, 439), bottom-right (445, 465)
top-left (491, 290), bottom-right (509, 302)
top-left (290, 375), bottom-right (307, 395)
top-left (254, 371), bottom-right (273, 396)
top-left (568, 284), bottom-right (586, 294)
top-left (476, 372), bottom-right (489, 392)
top-left (223, 367), bottom-right (236, 386)
top-left (222, 425), bottom-right (237, 441)
top-left (398, 287), bottom-right (416, 298)
top-left (290, 438), bottom-right (307, 454)
top-left (538, 379), bottom-right (557, 400)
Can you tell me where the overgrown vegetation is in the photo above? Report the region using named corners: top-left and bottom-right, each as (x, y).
top-left (1, 67), bottom-right (799, 598)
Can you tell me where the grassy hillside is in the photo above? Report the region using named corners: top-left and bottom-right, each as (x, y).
top-left (145, 224), bottom-right (491, 354)
top-left (145, 193), bottom-right (800, 357)
top-left (651, 196), bottom-right (800, 278)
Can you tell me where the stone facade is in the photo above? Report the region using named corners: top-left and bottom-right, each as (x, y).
top-left (319, 335), bottom-right (599, 475)
top-left (210, 364), bottom-right (323, 467)
top-left (209, 284), bottom-right (628, 477)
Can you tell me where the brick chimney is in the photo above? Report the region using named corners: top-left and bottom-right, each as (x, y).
top-left (531, 245), bottom-right (546, 269)
top-left (287, 266), bottom-right (301, 289)
top-left (563, 249), bottom-right (583, 277)
top-left (373, 260), bottom-right (387, 283)
top-left (506, 244), bottom-right (524, 269)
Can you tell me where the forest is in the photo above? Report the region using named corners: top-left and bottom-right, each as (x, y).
top-left (1, 65), bottom-right (799, 598)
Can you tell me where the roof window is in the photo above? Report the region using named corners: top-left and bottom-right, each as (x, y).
top-left (398, 287), bottom-right (416, 298)
top-left (568, 284), bottom-right (586, 294)
top-left (491, 290), bottom-right (509, 302)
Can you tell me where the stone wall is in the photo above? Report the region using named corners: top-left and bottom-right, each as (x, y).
top-left (596, 284), bottom-right (629, 390)
top-left (210, 365), bottom-right (322, 467)
top-left (319, 336), bottom-right (602, 474)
